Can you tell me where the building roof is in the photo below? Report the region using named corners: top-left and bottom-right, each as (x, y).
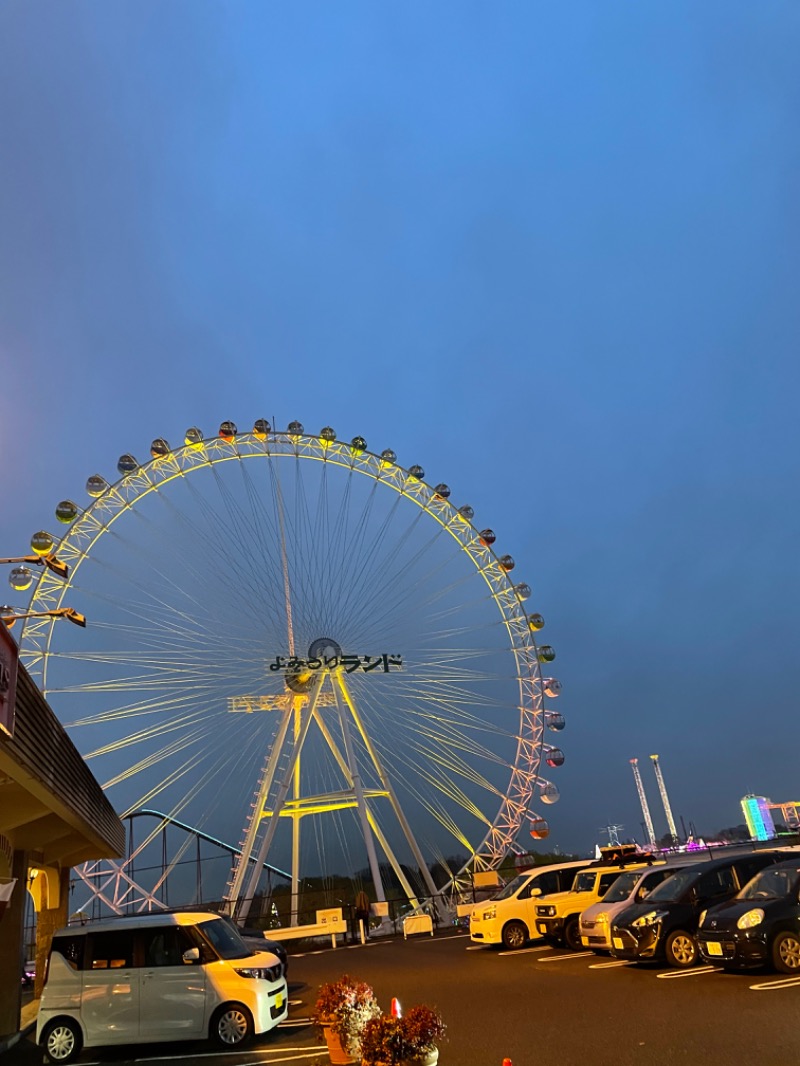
top-left (0, 659), bottom-right (124, 869)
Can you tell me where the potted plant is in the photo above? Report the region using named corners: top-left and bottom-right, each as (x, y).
top-left (398, 1005), bottom-right (446, 1066)
top-left (360, 1006), bottom-right (446, 1066)
top-left (360, 1013), bottom-right (404, 1066)
top-left (312, 974), bottom-right (381, 1065)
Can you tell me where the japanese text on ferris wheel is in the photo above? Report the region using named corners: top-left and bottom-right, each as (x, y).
top-left (269, 654), bottom-right (403, 674)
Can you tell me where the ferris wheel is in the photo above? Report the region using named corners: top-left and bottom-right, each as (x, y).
top-left (12, 420), bottom-right (566, 917)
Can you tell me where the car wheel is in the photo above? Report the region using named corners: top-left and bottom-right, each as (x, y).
top-left (665, 929), bottom-right (698, 968)
top-left (501, 920), bottom-right (528, 949)
top-left (564, 918), bottom-right (582, 950)
top-left (772, 930), bottom-right (800, 974)
top-left (42, 1018), bottom-right (82, 1064)
top-left (211, 1003), bottom-right (254, 1048)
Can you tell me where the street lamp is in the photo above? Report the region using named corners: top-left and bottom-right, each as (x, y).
top-left (0, 607), bottom-right (86, 629)
top-left (0, 553), bottom-right (69, 581)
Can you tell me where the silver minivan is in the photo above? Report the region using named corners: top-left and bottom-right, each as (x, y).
top-left (37, 911), bottom-right (288, 1063)
top-left (580, 864), bottom-right (686, 951)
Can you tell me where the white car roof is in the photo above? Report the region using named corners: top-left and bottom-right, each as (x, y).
top-left (57, 911), bottom-right (224, 937)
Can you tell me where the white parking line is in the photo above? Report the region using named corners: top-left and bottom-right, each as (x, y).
top-left (134, 1048), bottom-right (320, 1062)
top-left (656, 966), bottom-right (721, 979)
top-left (750, 975), bottom-right (800, 991)
top-left (539, 952), bottom-right (594, 962)
top-left (498, 945), bottom-right (550, 956)
top-left (231, 1054), bottom-right (326, 1064)
top-left (589, 960), bottom-right (633, 969)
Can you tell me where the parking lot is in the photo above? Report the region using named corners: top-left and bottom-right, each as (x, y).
top-left (11, 928), bottom-right (800, 1066)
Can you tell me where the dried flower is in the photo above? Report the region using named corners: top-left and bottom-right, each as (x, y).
top-left (400, 1004), bottom-right (446, 1055)
top-left (360, 1005), bottom-right (446, 1065)
top-left (312, 974), bottom-right (381, 1055)
top-left (360, 1014), bottom-right (404, 1065)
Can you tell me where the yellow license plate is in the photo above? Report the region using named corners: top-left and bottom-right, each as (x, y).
top-left (705, 942), bottom-right (723, 956)
top-left (612, 937), bottom-right (623, 950)
top-left (275, 993), bottom-right (283, 1010)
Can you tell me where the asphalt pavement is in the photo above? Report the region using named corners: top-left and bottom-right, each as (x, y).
top-left (8, 930), bottom-right (800, 1066)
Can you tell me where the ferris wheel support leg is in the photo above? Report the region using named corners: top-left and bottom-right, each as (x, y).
top-left (225, 702), bottom-right (296, 917)
top-left (238, 674), bottom-right (325, 922)
top-left (312, 706), bottom-right (422, 910)
top-left (364, 810), bottom-right (422, 911)
top-left (332, 676), bottom-right (387, 906)
top-left (291, 705), bottom-right (302, 926)
top-left (337, 673), bottom-right (447, 920)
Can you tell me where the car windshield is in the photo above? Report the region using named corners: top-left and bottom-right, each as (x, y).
top-left (493, 874), bottom-right (529, 900)
top-left (572, 871), bottom-right (597, 893)
top-left (602, 871), bottom-right (641, 903)
top-left (646, 868), bottom-right (699, 902)
top-left (198, 918), bottom-right (251, 960)
top-left (739, 866), bottom-right (800, 901)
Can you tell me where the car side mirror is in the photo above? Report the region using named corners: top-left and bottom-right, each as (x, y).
top-left (182, 947), bottom-right (200, 964)
top-left (637, 887), bottom-right (649, 901)
top-left (530, 887), bottom-right (542, 897)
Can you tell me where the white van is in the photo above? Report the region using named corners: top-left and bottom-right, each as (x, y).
top-left (579, 864), bottom-right (683, 952)
top-left (37, 911), bottom-right (288, 1063)
top-left (469, 859), bottom-right (591, 949)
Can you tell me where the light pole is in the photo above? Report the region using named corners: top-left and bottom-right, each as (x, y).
top-left (0, 553), bottom-right (69, 581)
top-left (0, 607), bottom-right (86, 629)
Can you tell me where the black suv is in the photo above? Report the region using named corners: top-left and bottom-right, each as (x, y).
top-left (697, 857), bottom-right (800, 972)
top-left (610, 851), bottom-right (783, 968)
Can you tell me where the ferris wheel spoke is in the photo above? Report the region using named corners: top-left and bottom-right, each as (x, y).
top-left (355, 684), bottom-right (510, 800)
top-left (85, 707), bottom-right (222, 759)
top-left (177, 464), bottom-right (286, 622)
top-left (63, 683), bottom-right (235, 727)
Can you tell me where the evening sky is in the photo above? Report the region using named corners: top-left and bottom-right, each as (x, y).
top-left (1, 1), bottom-right (798, 856)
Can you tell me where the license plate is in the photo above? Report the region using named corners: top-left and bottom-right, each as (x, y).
top-left (705, 942), bottom-right (723, 956)
top-left (275, 993), bottom-right (284, 1010)
top-left (613, 937), bottom-right (623, 951)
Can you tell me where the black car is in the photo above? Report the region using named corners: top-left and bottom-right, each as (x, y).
top-left (609, 851), bottom-right (782, 968)
top-left (697, 858), bottom-right (800, 973)
top-left (240, 928), bottom-right (289, 977)
top-left (217, 915), bottom-right (289, 977)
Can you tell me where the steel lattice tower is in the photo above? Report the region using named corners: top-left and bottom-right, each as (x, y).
top-left (650, 754), bottom-right (679, 845)
top-left (629, 759), bottom-right (656, 848)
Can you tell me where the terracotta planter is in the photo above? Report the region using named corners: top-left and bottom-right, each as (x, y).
top-left (322, 1024), bottom-right (359, 1065)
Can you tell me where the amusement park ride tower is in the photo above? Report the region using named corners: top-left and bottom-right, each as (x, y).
top-left (630, 754), bottom-right (679, 848)
top-left (650, 754), bottom-right (679, 846)
top-left (629, 758), bottom-right (656, 848)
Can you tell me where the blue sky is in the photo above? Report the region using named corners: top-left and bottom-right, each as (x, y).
top-left (1, 1), bottom-right (799, 859)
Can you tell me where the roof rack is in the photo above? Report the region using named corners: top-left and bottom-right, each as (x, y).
top-left (593, 844), bottom-right (656, 867)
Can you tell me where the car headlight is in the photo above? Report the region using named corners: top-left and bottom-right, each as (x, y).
top-left (234, 965), bottom-right (282, 981)
top-left (481, 906), bottom-right (496, 920)
top-left (631, 910), bottom-right (664, 929)
top-left (537, 906), bottom-right (556, 917)
top-left (698, 910), bottom-right (707, 928)
top-left (736, 908), bottom-right (765, 930)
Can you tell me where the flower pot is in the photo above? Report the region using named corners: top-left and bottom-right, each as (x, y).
top-left (322, 1024), bottom-right (359, 1065)
top-left (399, 1050), bottom-right (439, 1066)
